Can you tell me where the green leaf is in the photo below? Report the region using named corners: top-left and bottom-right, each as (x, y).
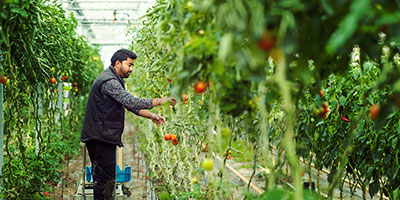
top-left (264, 189), bottom-right (285, 199)
top-left (369, 180), bottom-right (380, 198)
top-left (393, 188), bottom-right (399, 200)
top-left (213, 60), bottom-right (225, 76)
top-left (321, 0), bottom-right (334, 16)
top-left (393, 80), bottom-right (400, 92)
top-left (326, 0), bottom-right (372, 54)
top-left (11, 8), bottom-right (28, 17)
top-left (339, 96), bottom-right (346, 105)
top-left (392, 137), bottom-right (398, 149)
top-left (218, 33), bottom-right (233, 63)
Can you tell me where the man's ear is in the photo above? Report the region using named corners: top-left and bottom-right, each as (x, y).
top-left (115, 60), bottom-right (121, 68)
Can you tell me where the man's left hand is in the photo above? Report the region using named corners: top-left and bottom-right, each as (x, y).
top-left (151, 114), bottom-right (166, 126)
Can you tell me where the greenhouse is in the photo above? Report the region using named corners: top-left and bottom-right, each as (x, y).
top-left (0, 0), bottom-right (399, 199)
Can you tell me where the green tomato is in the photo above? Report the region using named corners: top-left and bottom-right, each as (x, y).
top-left (221, 127), bottom-right (231, 138)
top-left (187, 1), bottom-right (194, 11)
top-left (202, 158), bottom-right (213, 171)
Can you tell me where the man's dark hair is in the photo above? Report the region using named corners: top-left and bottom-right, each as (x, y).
top-left (110, 49), bottom-right (137, 66)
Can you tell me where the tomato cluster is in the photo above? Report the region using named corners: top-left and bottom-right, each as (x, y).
top-left (164, 133), bottom-right (179, 145)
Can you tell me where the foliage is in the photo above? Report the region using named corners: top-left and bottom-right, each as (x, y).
top-left (128, 0), bottom-right (399, 199)
top-left (0, 0), bottom-right (103, 198)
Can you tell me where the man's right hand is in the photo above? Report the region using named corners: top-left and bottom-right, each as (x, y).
top-left (155, 97), bottom-right (176, 106)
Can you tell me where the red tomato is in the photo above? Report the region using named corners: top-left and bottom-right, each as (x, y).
top-left (0, 76), bottom-right (8, 84)
top-left (319, 90), bottom-right (324, 97)
top-left (50, 78), bottom-right (57, 84)
top-left (172, 139), bottom-right (178, 145)
top-left (257, 31), bottom-right (276, 51)
top-left (171, 134), bottom-right (177, 141)
top-left (194, 81), bottom-right (206, 94)
top-left (164, 134), bottom-right (171, 141)
top-left (51, 181), bottom-right (57, 186)
top-left (370, 104), bottom-right (380, 121)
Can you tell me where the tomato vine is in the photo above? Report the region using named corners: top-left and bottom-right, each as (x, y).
top-left (0, 0), bottom-right (103, 198)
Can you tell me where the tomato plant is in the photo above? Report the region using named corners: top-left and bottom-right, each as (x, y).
top-left (0, 0), bottom-right (103, 198)
top-left (127, 0), bottom-right (399, 199)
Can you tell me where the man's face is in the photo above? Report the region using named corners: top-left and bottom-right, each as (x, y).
top-left (115, 58), bottom-right (134, 78)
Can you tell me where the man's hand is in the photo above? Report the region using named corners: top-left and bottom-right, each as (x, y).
top-left (153, 97), bottom-right (176, 106)
top-left (138, 110), bottom-right (166, 126)
top-left (151, 113), bottom-right (166, 126)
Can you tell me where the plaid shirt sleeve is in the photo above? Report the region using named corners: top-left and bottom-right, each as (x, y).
top-left (100, 79), bottom-right (153, 115)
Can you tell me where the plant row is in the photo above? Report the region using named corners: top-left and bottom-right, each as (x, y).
top-left (0, 0), bottom-right (103, 198)
top-left (127, 0), bottom-right (400, 199)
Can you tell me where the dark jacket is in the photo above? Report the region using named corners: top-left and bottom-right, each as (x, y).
top-left (81, 66), bottom-right (125, 147)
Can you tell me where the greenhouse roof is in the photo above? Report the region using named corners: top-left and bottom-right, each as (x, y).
top-left (60, 0), bottom-right (155, 67)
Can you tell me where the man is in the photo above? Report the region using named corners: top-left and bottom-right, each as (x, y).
top-left (81, 49), bottom-right (175, 199)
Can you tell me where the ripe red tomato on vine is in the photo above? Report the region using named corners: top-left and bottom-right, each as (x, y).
top-left (50, 78), bottom-right (57, 84)
top-left (183, 94), bottom-right (188, 101)
top-left (164, 133), bottom-right (171, 141)
top-left (257, 30), bottom-right (276, 52)
top-left (171, 134), bottom-right (177, 141)
top-left (370, 104), bottom-right (380, 121)
top-left (194, 81), bottom-right (206, 93)
top-left (0, 76), bottom-right (8, 84)
top-left (51, 181), bottom-right (57, 186)
top-left (319, 90), bottom-right (324, 97)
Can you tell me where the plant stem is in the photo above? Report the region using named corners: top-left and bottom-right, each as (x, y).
top-left (275, 53), bottom-right (303, 200)
top-left (258, 81), bottom-right (275, 190)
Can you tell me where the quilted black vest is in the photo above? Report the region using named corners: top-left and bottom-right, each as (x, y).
top-left (81, 66), bottom-right (125, 147)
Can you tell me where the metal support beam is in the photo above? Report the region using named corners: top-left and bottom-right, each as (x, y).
top-left (0, 75), bottom-right (3, 196)
top-left (36, 84), bottom-right (43, 155)
top-left (79, 21), bottom-right (132, 25)
top-left (76, 18), bottom-right (138, 22)
top-left (66, 8), bottom-right (139, 11)
top-left (55, 79), bottom-right (63, 125)
top-left (91, 42), bottom-right (129, 46)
